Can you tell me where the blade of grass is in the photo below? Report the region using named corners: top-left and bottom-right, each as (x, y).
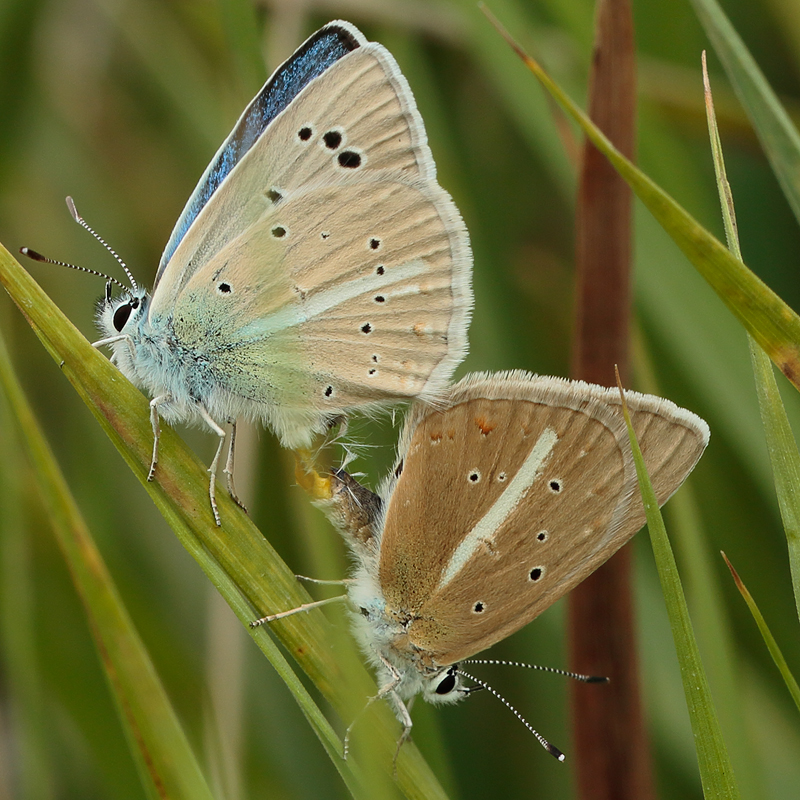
top-left (479, 4), bottom-right (800, 395)
top-left (463, 0), bottom-right (576, 194)
top-left (703, 53), bottom-right (800, 625)
top-left (616, 370), bottom-right (741, 799)
top-left (746, 338), bottom-right (800, 624)
top-left (0, 328), bottom-right (215, 800)
top-left (721, 553), bottom-right (800, 714)
top-left (0, 388), bottom-right (55, 799)
top-left (0, 243), bottom-right (448, 800)
top-left (690, 0), bottom-right (800, 225)
top-left (635, 331), bottom-right (764, 799)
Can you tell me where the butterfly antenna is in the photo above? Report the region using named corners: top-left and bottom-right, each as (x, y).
top-left (457, 667), bottom-right (566, 762)
top-left (66, 196), bottom-right (139, 292)
top-left (462, 658), bottom-right (609, 684)
top-left (19, 246), bottom-right (128, 291)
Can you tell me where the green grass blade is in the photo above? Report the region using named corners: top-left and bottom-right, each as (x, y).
top-left (0, 394), bottom-right (54, 798)
top-left (721, 553), bottom-right (800, 714)
top-left (616, 377), bottom-right (741, 799)
top-left (690, 0), bottom-right (800, 225)
top-left (0, 328), bottom-right (215, 800)
top-left (0, 243), bottom-right (448, 800)
top-left (746, 337), bottom-right (800, 623)
top-left (480, 5), bottom-right (800, 395)
top-left (635, 334), bottom-right (764, 798)
top-left (703, 55), bottom-right (800, 624)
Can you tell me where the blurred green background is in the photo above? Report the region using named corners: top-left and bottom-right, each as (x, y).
top-left (0, 0), bottom-right (799, 798)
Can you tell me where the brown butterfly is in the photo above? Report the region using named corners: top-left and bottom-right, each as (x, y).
top-left (260, 370), bottom-right (709, 756)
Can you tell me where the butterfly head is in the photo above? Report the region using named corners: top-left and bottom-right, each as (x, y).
top-left (98, 282), bottom-right (149, 339)
top-left (421, 664), bottom-right (470, 707)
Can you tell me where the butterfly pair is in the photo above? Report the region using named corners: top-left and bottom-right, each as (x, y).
top-left (52, 21), bottom-right (707, 758)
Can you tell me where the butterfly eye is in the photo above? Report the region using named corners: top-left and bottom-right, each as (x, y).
top-left (435, 669), bottom-right (458, 695)
top-left (113, 302), bottom-right (134, 332)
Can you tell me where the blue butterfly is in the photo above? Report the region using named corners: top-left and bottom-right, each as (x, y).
top-left (86, 21), bottom-right (472, 524)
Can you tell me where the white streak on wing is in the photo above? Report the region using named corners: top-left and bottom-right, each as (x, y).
top-left (236, 259), bottom-right (428, 340)
top-left (438, 427), bottom-right (559, 590)
top-left (388, 283), bottom-right (421, 298)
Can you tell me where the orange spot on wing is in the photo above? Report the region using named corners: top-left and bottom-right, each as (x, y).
top-left (475, 415), bottom-right (495, 435)
top-left (430, 432), bottom-right (443, 442)
top-left (413, 322), bottom-right (430, 338)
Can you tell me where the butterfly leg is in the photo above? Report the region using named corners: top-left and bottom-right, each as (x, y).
top-left (295, 575), bottom-right (353, 586)
top-left (223, 420), bottom-right (248, 512)
top-left (147, 395), bottom-right (170, 481)
top-left (197, 405), bottom-right (227, 527)
top-left (93, 332), bottom-right (135, 359)
top-left (249, 594), bottom-right (346, 627)
top-left (93, 333), bottom-right (136, 368)
top-left (389, 690), bottom-right (414, 777)
top-left (343, 655), bottom-right (409, 761)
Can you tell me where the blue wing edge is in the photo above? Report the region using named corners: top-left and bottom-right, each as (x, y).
top-left (154, 20), bottom-right (366, 287)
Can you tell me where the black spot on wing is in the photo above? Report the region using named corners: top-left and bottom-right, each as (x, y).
top-left (528, 567), bottom-right (544, 582)
top-left (323, 130), bottom-right (343, 149)
top-left (338, 150), bottom-right (362, 168)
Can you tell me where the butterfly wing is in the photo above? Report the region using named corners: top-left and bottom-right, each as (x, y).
top-left (169, 175), bottom-right (468, 436)
top-left (153, 21), bottom-right (365, 291)
top-left (149, 23), bottom-right (471, 446)
top-left (377, 371), bottom-right (709, 665)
